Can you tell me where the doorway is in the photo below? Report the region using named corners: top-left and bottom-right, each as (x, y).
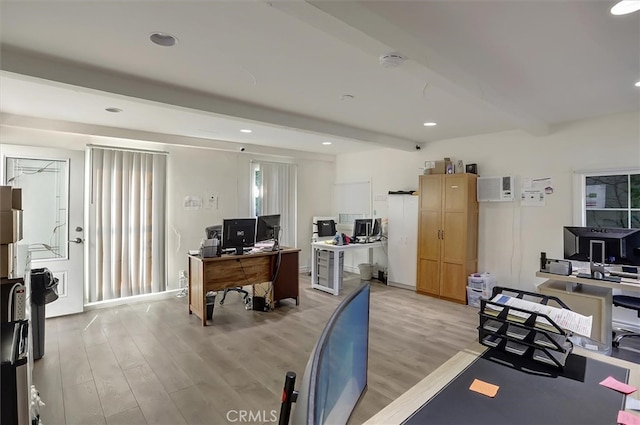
top-left (1, 145), bottom-right (85, 317)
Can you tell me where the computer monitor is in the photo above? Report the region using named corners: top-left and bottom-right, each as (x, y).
top-left (222, 218), bottom-right (256, 255)
top-left (316, 219), bottom-right (336, 238)
top-left (370, 218), bottom-right (382, 239)
top-left (256, 214), bottom-right (281, 243)
top-left (287, 282), bottom-right (370, 424)
top-left (353, 219), bottom-right (372, 238)
top-left (563, 226), bottom-right (640, 266)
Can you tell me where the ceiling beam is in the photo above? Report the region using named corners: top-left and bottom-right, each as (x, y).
top-left (273, 1), bottom-right (549, 136)
top-left (0, 113), bottom-right (337, 161)
top-left (0, 46), bottom-right (422, 152)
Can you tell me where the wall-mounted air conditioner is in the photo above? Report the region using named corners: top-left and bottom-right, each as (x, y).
top-left (477, 176), bottom-right (515, 202)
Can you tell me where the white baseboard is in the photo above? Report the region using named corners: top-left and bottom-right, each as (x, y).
top-left (388, 281), bottom-right (416, 291)
top-left (84, 289), bottom-right (183, 312)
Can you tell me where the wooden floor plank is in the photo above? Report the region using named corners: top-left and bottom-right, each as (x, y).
top-left (33, 273), bottom-right (485, 424)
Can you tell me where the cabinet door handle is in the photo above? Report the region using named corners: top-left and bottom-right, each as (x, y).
top-left (441, 230), bottom-right (444, 240)
top-left (437, 230), bottom-right (442, 239)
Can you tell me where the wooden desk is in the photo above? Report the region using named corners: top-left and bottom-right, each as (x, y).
top-left (536, 271), bottom-right (640, 346)
top-left (536, 271), bottom-right (640, 293)
top-left (364, 342), bottom-right (640, 424)
top-left (188, 248), bottom-right (300, 326)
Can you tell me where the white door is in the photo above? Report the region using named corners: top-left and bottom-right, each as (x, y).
top-left (1, 145), bottom-right (84, 317)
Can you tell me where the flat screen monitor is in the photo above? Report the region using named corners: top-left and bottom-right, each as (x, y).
top-left (316, 219), bottom-right (336, 238)
top-left (353, 219), bottom-right (372, 238)
top-left (291, 282), bottom-right (370, 424)
top-left (371, 218), bottom-right (382, 238)
top-left (222, 218), bottom-right (256, 255)
top-left (256, 214), bottom-right (281, 242)
top-left (563, 226), bottom-right (640, 266)
top-left (205, 224), bottom-right (222, 240)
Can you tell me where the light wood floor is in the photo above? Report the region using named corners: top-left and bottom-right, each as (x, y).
top-left (32, 273), bottom-right (480, 425)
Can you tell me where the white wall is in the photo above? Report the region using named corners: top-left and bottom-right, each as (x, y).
top-left (0, 127), bottom-right (336, 294)
top-left (336, 111), bottom-right (640, 328)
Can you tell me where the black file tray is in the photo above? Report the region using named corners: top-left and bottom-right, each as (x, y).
top-left (478, 287), bottom-right (574, 369)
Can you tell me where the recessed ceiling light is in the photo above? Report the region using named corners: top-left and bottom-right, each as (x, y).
top-left (240, 129), bottom-right (252, 133)
top-left (611, 1), bottom-right (640, 15)
top-left (423, 122), bottom-right (437, 127)
top-left (150, 32), bottom-right (178, 47)
top-left (105, 107), bottom-right (123, 113)
top-left (322, 142), bottom-right (332, 145)
top-left (635, 81), bottom-right (640, 87)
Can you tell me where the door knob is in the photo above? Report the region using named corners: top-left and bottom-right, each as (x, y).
top-left (69, 237), bottom-right (83, 244)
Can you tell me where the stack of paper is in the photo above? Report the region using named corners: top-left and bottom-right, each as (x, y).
top-left (487, 294), bottom-right (593, 337)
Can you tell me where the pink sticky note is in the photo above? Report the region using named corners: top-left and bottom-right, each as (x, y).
top-left (617, 410), bottom-right (640, 425)
top-left (599, 376), bottom-right (637, 395)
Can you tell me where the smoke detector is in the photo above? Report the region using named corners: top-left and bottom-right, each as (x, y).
top-left (379, 52), bottom-right (405, 68)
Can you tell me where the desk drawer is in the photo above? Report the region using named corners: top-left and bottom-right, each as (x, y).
top-left (317, 257), bottom-right (344, 268)
top-left (204, 256), bottom-right (271, 286)
top-left (317, 275), bottom-right (342, 290)
top-left (316, 250), bottom-right (343, 261)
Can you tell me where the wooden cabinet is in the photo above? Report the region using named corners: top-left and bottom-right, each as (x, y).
top-left (417, 174), bottom-right (478, 303)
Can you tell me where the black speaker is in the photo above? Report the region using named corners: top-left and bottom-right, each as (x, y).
top-left (465, 163), bottom-right (477, 174)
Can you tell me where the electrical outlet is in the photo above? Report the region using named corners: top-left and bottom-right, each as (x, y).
top-left (206, 194), bottom-right (219, 210)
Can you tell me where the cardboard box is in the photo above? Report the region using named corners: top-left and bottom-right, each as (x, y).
top-left (425, 158), bottom-right (453, 175)
top-left (0, 244), bottom-right (11, 278)
top-left (11, 188), bottom-right (22, 210)
top-left (0, 210), bottom-right (23, 244)
top-left (0, 186), bottom-right (12, 211)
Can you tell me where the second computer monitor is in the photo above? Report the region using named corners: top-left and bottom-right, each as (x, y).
top-left (317, 219), bottom-right (337, 238)
top-left (256, 214), bottom-right (281, 243)
top-left (222, 218), bottom-right (256, 255)
top-left (353, 219), bottom-right (373, 238)
top-left (371, 218), bottom-right (382, 239)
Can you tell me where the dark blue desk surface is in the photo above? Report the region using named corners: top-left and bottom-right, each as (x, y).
top-left (403, 349), bottom-right (628, 425)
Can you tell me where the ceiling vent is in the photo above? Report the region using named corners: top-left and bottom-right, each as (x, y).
top-left (379, 52), bottom-right (405, 68)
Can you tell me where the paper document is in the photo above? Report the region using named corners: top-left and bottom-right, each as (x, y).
top-left (617, 410), bottom-right (640, 425)
top-left (599, 376), bottom-right (637, 395)
top-left (626, 397), bottom-right (640, 411)
top-left (488, 295), bottom-right (593, 337)
top-left (469, 379), bottom-right (499, 397)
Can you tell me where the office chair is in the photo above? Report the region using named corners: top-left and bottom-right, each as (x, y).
top-left (612, 294), bottom-right (640, 348)
top-left (219, 287), bottom-right (249, 305)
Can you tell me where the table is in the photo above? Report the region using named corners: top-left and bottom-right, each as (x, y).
top-left (536, 271), bottom-right (640, 346)
top-left (364, 341), bottom-right (640, 424)
top-left (310, 241), bottom-right (385, 295)
top-left (187, 247), bottom-right (300, 326)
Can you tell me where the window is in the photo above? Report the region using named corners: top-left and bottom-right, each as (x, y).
top-left (251, 160), bottom-right (297, 247)
top-left (578, 170), bottom-right (640, 228)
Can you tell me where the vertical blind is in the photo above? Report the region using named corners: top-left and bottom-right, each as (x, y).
top-left (88, 147), bottom-right (166, 302)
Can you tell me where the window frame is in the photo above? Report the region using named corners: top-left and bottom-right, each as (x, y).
top-left (573, 167), bottom-right (640, 228)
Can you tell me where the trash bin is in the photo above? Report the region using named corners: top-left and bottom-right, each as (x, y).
top-left (358, 263), bottom-right (373, 281)
top-left (205, 291), bottom-right (216, 320)
top-left (30, 268), bottom-right (59, 360)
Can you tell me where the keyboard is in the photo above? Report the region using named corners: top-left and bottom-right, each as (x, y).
top-left (609, 270), bottom-right (640, 279)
